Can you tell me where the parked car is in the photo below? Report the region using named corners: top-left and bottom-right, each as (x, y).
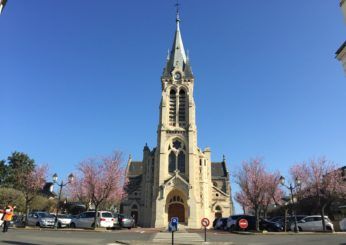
top-left (230, 215), bottom-right (283, 232)
top-left (70, 211), bottom-right (114, 229)
top-left (339, 218), bottom-right (346, 231)
top-left (291, 215), bottom-right (334, 231)
top-left (51, 214), bottom-right (72, 228)
top-left (260, 219), bottom-right (283, 232)
top-left (268, 216), bottom-right (283, 223)
top-left (226, 215), bottom-right (243, 231)
top-left (276, 215), bottom-right (306, 231)
top-left (214, 218), bottom-right (228, 230)
top-left (114, 214), bottom-right (135, 229)
top-left (27, 212), bottom-right (55, 228)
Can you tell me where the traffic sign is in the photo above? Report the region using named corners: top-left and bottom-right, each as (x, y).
top-left (238, 218), bottom-right (248, 229)
top-left (171, 217), bottom-right (178, 226)
top-left (201, 217), bottom-right (210, 227)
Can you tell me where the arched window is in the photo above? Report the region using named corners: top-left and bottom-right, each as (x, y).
top-left (178, 89), bottom-right (186, 125)
top-left (169, 151), bottom-right (176, 173)
top-left (132, 204), bottom-right (138, 210)
top-left (215, 206), bottom-right (222, 212)
top-left (169, 89), bottom-right (177, 126)
top-left (178, 151), bottom-right (185, 173)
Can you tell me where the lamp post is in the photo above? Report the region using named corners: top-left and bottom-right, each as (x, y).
top-left (279, 176), bottom-right (301, 233)
top-left (52, 173), bottom-right (74, 229)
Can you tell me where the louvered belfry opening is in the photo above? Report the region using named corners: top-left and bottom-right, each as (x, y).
top-left (178, 89), bottom-right (186, 126)
top-left (169, 89), bottom-right (177, 126)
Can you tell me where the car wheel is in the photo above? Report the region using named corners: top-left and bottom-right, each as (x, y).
top-left (326, 226), bottom-right (332, 231)
top-left (36, 222), bottom-right (40, 227)
top-left (58, 222), bottom-right (62, 228)
top-left (128, 227), bottom-right (131, 230)
top-left (298, 227), bottom-right (302, 232)
top-left (70, 223), bottom-right (76, 228)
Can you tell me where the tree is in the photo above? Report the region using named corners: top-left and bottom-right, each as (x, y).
top-left (261, 172), bottom-right (283, 219)
top-left (0, 187), bottom-right (25, 212)
top-left (20, 165), bottom-right (48, 225)
top-left (70, 151), bottom-right (125, 229)
top-left (0, 160), bottom-right (7, 185)
top-left (234, 191), bottom-right (251, 214)
top-left (5, 151), bottom-right (35, 189)
top-left (291, 157), bottom-right (346, 231)
top-left (234, 158), bottom-right (268, 231)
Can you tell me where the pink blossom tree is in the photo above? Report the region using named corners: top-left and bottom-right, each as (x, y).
top-left (290, 157), bottom-right (346, 231)
top-left (234, 191), bottom-right (251, 214)
top-left (21, 165), bottom-right (48, 225)
top-left (234, 158), bottom-right (268, 231)
top-left (261, 172), bottom-right (283, 219)
top-left (71, 151), bottom-right (125, 229)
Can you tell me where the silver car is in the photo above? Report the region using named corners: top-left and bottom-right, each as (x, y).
top-left (27, 212), bottom-right (55, 228)
top-left (114, 214), bottom-right (135, 229)
top-left (292, 215), bottom-right (334, 231)
top-left (51, 214), bottom-right (72, 228)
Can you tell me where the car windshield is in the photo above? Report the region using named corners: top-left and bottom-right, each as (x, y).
top-left (37, 213), bottom-right (52, 218)
top-left (101, 212), bottom-right (113, 218)
top-left (57, 215), bottom-right (70, 219)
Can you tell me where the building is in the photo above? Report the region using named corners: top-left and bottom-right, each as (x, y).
top-left (121, 11), bottom-right (233, 228)
top-left (336, 0), bottom-right (346, 72)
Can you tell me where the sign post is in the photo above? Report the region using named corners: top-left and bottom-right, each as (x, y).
top-left (170, 217), bottom-right (178, 245)
top-left (201, 218), bottom-right (210, 242)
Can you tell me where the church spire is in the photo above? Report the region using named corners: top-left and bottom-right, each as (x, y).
top-left (163, 3), bottom-right (193, 78)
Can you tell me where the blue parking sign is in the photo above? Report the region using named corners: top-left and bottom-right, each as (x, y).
top-left (171, 217), bottom-right (178, 225)
top-left (170, 217), bottom-right (178, 232)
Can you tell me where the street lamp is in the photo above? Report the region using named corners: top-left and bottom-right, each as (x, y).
top-left (279, 176), bottom-right (301, 233)
top-left (52, 173), bottom-right (74, 228)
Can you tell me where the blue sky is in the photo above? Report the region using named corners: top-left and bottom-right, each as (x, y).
top-left (1, 1), bottom-right (346, 213)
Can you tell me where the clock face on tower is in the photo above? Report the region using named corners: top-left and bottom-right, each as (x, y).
top-left (174, 72), bottom-right (182, 80)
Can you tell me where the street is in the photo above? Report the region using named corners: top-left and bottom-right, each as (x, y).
top-left (0, 228), bottom-right (345, 245)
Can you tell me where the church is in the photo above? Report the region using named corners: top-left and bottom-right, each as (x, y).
top-left (121, 10), bottom-right (233, 229)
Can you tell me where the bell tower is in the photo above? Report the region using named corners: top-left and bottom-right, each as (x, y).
top-left (150, 8), bottom-right (213, 229)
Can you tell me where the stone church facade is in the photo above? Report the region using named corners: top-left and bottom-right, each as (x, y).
top-left (121, 12), bottom-right (233, 228)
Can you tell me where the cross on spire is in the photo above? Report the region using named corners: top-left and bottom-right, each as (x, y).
top-left (175, 0), bottom-right (180, 22)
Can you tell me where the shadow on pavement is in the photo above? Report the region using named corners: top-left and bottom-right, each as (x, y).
top-left (1, 241), bottom-right (40, 245)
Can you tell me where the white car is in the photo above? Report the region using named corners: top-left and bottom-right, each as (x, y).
top-left (51, 214), bottom-right (72, 228)
top-left (291, 215), bottom-right (334, 231)
top-left (339, 218), bottom-right (346, 231)
top-left (70, 211), bottom-right (114, 229)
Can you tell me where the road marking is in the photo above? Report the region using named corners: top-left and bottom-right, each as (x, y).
top-left (152, 232), bottom-right (203, 243)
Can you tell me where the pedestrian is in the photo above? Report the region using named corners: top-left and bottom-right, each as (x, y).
top-left (2, 205), bottom-right (15, 233)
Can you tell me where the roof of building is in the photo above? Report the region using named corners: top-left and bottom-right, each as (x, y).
top-left (211, 161), bottom-right (228, 178)
top-left (162, 11), bottom-right (193, 78)
top-left (128, 161), bottom-right (143, 176)
top-left (335, 41), bottom-right (346, 57)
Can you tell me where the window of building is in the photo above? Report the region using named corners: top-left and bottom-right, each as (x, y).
top-left (169, 89), bottom-right (177, 126)
top-left (169, 151), bottom-right (176, 173)
top-left (168, 139), bottom-right (186, 174)
top-left (178, 89), bottom-right (186, 125)
top-left (178, 151), bottom-right (185, 173)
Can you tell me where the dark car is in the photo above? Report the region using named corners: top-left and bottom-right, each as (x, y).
top-left (114, 214), bottom-right (135, 229)
top-left (214, 218), bottom-right (228, 230)
top-left (260, 219), bottom-right (283, 232)
top-left (233, 215), bottom-right (283, 232)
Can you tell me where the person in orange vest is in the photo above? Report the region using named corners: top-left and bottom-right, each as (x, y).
top-left (2, 205), bottom-right (15, 233)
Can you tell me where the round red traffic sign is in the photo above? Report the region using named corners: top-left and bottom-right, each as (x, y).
top-left (201, 218), bottom-right (210, 227)
top-left (238, 219), bottom-right (248, 229)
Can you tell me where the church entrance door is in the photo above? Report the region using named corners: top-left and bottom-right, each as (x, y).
top-left (168, 203), bottom-right (185, 223)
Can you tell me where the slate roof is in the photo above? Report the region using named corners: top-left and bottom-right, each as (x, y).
top-left (162, 13), bottom-right (194, 79)
top-left (211, 162), bottom-right (228, 178)
top-left (128, 161), bottom-right (143, 176)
